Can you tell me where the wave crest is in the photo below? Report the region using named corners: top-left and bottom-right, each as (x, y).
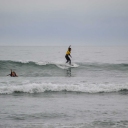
top-left (0, 60), bottom-right (128, 70)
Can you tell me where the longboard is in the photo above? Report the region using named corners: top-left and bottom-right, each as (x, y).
top-left (56, 63), bottom-right (79, 69)
top-left (65, 63), bottom-right (79, 67)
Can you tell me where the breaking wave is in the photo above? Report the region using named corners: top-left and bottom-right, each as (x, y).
top-left (0, 81), bottom-right (128, 94)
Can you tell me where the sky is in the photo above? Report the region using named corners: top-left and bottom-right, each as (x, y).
top-left (0, 0), bottom-right (128, 46)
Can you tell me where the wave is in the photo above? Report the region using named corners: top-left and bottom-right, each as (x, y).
top-left (0, 81), bottom-right (128, 94)
top-left (0, 60), bottom-right (76, 70)
top-left (0, 60), bottom-right (128, 70)
top-left (0, 60), bottom-right (50, 67)
top-left (0, 60), bottom-right (128, 77)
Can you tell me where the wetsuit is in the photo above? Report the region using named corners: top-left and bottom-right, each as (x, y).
top-left (9, 72), bottom-right (17, 77)
top-left (65, 50), bottom-right (71, 64)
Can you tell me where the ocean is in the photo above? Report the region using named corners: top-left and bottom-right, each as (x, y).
top-left (0, 46), bottom-right (128, 128)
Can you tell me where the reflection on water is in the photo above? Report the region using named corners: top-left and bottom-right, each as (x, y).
top-left (66, 68), bottom-right (71, 77)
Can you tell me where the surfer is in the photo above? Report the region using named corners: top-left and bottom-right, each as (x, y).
top-left (7, 69), bottom-right (18, 77)
top-left (65, 45), bottom-right (72, 65)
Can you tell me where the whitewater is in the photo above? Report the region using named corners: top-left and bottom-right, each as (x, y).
top-left (0, 46), bottom-right (128, 128)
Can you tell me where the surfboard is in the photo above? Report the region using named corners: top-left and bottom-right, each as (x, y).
top-left (65, 63), bottom-right (79, 67)
top-left (56, 63), bottom-right (79, 69)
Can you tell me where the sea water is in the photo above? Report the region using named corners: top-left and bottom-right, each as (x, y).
top-left (0, 46), bottom-right (128, 128)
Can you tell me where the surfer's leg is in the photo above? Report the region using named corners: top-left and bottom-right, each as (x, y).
top-left (69, 59), bottom-right (71, 65)
top-left (67, 57), bottom-right (71, 65)
top-left (65, 55), bottom-right (69, 63)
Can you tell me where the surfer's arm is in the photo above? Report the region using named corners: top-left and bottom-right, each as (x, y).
top-left (69, 54), bottom-right (72, 58)
top-left (15, 74), bottom-right (18, 77)
top-left (68, 45), bottom-right (71, 48)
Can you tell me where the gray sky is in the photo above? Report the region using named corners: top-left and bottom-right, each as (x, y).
top-left (0, 0), bottom-right (128, 46)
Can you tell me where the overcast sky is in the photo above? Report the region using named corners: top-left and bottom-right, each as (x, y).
top-left (0, 0), bottom-right (128, 46)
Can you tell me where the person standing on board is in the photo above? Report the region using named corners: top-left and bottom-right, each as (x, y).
top-left (65, 45), bottom-right (72, 65)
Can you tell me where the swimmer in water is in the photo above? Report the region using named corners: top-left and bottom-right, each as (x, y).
top-left (7, 69), bottom-right (18, 77)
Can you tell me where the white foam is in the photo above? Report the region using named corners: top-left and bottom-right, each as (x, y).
top-left (0, 82), bottom-right (128, 94)
top-left (35, 62), bottom-right (47, 65)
